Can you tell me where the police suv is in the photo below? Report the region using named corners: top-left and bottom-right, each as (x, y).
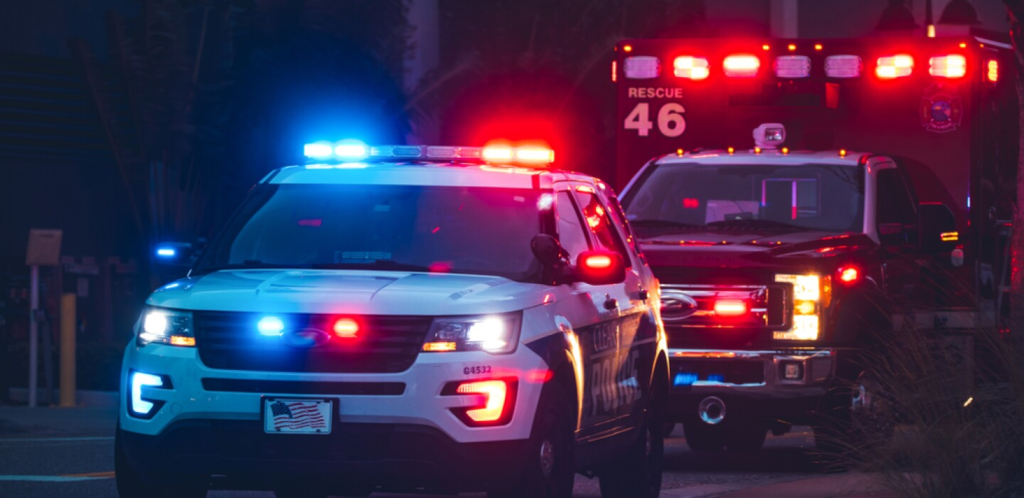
top-left (619, 125), bottom-right (956, 452)
top-left (116, 142), bottom-right (669, 498)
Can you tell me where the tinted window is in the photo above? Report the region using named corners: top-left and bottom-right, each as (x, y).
top-left (876, 169), bottom-right (917, 225)
top-left (197, 184), bottom-right (544, 282)
top-left (622, 163), bottom-right (864, 235)
top-left (555, 191), bottom-right (590, 260)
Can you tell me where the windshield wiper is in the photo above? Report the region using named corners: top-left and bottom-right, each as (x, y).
top-left (705, 219), bottom-right (806, 231)
top-left (311, 260), bottom-right (432, 272)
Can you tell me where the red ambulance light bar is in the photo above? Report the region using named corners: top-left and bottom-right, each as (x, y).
top-left (929, 55), bottom-right (966, 78)
top-left (876, 54), bottom-right (914, 79)
top-left (723, 55), bottom-right (760, 77)
top-left (775, 55), bottom-right (811, 78)
top-left (482, 145), bottom-right (555, 165)
top-left (825, 55), bottom-right (863, 78)
top-left (304, 143), bottom-right (553, 166)
top-left (674, 56), bottom-right (710, 80)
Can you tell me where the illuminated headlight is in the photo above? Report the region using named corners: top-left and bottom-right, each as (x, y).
top-left (128, 370), bottom-right (168, 418)
top-left (774, 274), bottom-right (822, 341)
top-left (423, 313), bottom-right (522, 354)
top-left (138, 307), bottom-right (195, 347)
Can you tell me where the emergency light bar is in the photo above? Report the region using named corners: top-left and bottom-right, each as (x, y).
top-left (774, 55), bottom-right (810, 78)
top-left (303, 141), bottom-right (554, 165)
top-left (674, 56), bottom-right (710, 80)
top-left (876, 54), bottom-right (914, 79)
top-left (723, 55), bottom-right (760, 77)
top-left (824, 55), bottom-right (863, 78)
top-left (929, 54), bottom-right (966, 78)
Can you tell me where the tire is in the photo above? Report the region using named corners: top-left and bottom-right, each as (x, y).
top-left (115, 424), bottom-right (207, 498)
top-left (488, 381), bottom-right (575, 498)
top-left (682, 419), bottom-right (725, 452)
top-left (724, 423), bottom-right (767, 452)
top-left (597, 379), bottom-right (666, 498)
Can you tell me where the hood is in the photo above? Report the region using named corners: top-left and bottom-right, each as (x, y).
top-left (147, 270), bottom-right (548, 316)
top-left (640, 230), bottom-right (875, 269)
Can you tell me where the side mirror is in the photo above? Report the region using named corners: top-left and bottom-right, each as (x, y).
top-left (531, 234), bottom-right (567, 267)
top-left (917, 203), bottom-right (957, 253)
top-left (574, 251), bottom-right (626, 286)
top-left (154, 242), bottom-right (193, 266)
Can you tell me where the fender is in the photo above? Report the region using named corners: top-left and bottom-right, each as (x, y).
top-left (526, 328), bottom-right (583, 429)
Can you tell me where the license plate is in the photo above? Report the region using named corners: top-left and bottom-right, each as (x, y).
top-left (263, 398), bottom-right (332, 435)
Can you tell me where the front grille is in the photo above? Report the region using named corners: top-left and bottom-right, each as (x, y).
top-left (662, 284), bottom-right (788, 329)
top-left (201, 378), bottom-right (406, 395)
top-left (194, 311), bottom-right (432, 373)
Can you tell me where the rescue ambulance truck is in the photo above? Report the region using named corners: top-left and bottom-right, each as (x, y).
top-left (611, 33), bottom-right (1017, 450)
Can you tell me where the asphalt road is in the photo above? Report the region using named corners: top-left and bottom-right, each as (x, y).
top-left (0, 405), bottom-right (823, 498)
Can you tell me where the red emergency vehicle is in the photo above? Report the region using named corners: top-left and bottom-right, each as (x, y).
top-left (612, 32), bottom-right (1017, 450)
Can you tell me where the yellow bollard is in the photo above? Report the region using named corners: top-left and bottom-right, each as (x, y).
top-left (59, 293), bottom-right (76, 407)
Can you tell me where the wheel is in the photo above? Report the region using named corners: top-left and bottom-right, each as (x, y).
top-left (115, 424), bottom-right (207, 498)
top-left (682, 419), bottom-right (725, 452)
top-left (724, 423), bottom-right (767, 452)
top-left (814, 373), bottom-right (894, 454)
top-left (598, 377), bottom-right (666, 498)
top-left (488, 381), bottom-right (575, 498)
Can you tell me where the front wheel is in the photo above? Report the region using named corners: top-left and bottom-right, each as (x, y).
top-left (598, 384), bottom-right (666, 498)
top-left (115, 424), bottom-right (207, 498)
top-left (488, 382), bottom-right (575, 498)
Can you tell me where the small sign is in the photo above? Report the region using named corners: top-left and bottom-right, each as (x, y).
top-left (26, 229), bottom-right (63, 266)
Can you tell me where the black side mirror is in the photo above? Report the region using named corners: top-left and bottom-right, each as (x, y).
top-left (574, 251), bottom-right (627, 286)
top-left (531, 234), bottom-right (567, 267)
top-left (917, 203), bottom-right (957, 253)
top-left (154, 242), bottom-right (193, 266)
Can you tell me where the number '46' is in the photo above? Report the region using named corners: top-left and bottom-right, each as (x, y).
top-left (623, 102), bottom-right (686, 138)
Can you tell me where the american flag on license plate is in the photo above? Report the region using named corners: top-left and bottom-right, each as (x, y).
top-left (269, 400), bottom-right (328, 431)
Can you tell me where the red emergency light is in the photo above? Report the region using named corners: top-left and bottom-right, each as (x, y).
top-left (674, 56), bottom-right (710, 80)
top-left (876, 54), bottom-right (914, 79)
top-left (714, 299), bottom-right (747, 317)
top-left (929, 55), bottom-right (966, 78)
top-left (332, 318), bottom-right (359, 339)
top-left (723, 55), bottom-right (760, 78)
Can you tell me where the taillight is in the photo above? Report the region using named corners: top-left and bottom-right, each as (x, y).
top-left (713, 299), bottom-right (747, 317)
top-left (674, 56), bottom-right (709, 80)
top-left (444, 379), bottom-right (517, 426)
top-left (876, 54), bottom-right (914, 79)
top-left (723, 55), bottom-right (760, 77)
top-left (929, 55), bottom-right (966, 78)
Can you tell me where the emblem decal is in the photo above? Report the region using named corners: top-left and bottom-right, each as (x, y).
top-left (920, 84), bottom-right (963, 133)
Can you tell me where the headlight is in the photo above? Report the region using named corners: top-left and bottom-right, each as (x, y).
top-left (422, 313), bottom-right (522, 354)
top-left (774, 274), bottom-right (821, 341)
top-left (137, 307), bottom-right (195, 347)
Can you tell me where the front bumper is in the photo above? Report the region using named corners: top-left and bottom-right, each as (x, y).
top-left (666, 348), bottom-right (836, 421)
top-left (119, 342), bottom-right (548, 445)
top-left (120, 419), bottom-right (531, 493)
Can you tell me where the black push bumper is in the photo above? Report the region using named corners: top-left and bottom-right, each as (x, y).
top-left (120, 420), bottom-right (531, 493)
top-left (666, 348), bottom-right (838, 424)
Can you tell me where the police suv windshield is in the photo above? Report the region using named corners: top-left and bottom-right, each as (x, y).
top-left (622, 163), bottom-right (864, 235)
top-left (196, 184), bottom-right (545, 282)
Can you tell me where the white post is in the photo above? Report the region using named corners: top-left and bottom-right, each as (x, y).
top-left (28, 264), bottom-right (39, 408)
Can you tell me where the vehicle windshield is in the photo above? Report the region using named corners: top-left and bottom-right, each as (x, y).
top-left (622, 162), bottom-right (864, 236)
top-left (195, 184), bottom-right (546, 282)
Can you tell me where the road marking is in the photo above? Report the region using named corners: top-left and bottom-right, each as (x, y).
top-left (0, 436), bottom-right (113, 443)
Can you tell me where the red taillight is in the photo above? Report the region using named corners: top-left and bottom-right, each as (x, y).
top-left (876, 54), bottom-right (914, 79)
top-left (333, 318), bottom-right (359, 339)
top-left (929, 55), bottom-right (966, 78)
top-left (682, 198), bottom-right (700, 209)
top-left (714, 299), bottom-right (747, 317)
top-left (673, 56), bottom-right (709, 80)
top-left (987, 60), bottom-right (999, 82)
top-left (583, 254), bottom-right (613, 269)
top-left (445, 379), bottom-right (517, 426)
top-left (838, 266), bottom-right (860, 284)
top-left (723, 55), bottom-right (760, 77)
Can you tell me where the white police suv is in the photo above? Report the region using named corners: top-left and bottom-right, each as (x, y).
top-left (116, 142), bottom-right (669, 498)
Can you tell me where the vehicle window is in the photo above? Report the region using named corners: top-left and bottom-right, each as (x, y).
top-left (196, 184), bottom-right (544, 282)
top-left (573, 189), bottom-right (631, 258)
top-left (603, 191), bottom-right (644, 263)
top-left (621, 163), bottom-right (864, 235)
top-left (555, 191), bottom-right (591, 261)
top-left (876, 169), bottom-right (917, 225)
